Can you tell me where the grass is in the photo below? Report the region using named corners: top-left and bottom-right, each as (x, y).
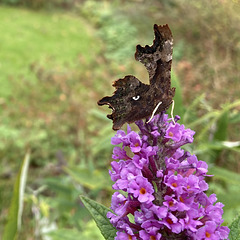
top-left (0, 5), bottom-right (107, 168)
top-left (0, 6), bottom-right (100, 98)
top-left (0, 6), bottom-right (107, 237)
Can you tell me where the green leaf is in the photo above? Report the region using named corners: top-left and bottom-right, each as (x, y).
top-left (229, 214), bottom-right (240, 240)
top-left (65, 167), bottom-right (112, 191)
top-left (213, 110), bottom-right (229, 141)
top-left (47, 229), bottom-right (82, 240)
top-left (183, 93), bottom-right (205, 123)
top-left (80, 195), bottom-right (117, 240)
top-left (229, 112), bottom-right (240, 124)
top-left (47, 220), bottom-right (105, 240)
top-left (188, 109), bottom-right (218, 129)
top-left (2, 151), bottom-right (30, 240)
top-left (90, 108), bottom-right (113, 122)
top-left (171, 73), bottom-right (184, 118)
top-left (208, 166), bottom-right (240, 186)
top-left (216, 187), bottom-right (240, 211)
top-left (196, 141), bottom-right (240, 155)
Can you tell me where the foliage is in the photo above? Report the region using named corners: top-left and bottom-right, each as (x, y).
top-left (80, 195), bottom-right (117, 240)
top-left (2, 152), bottom-right (30, 240)
top-left (47, 221), bottom-right (105, 240)
top-left (0, 6), bottom-right (104, 165)
top-left (79, 0), bottom-right (137, 63)
top-left (168, 0), bottom-right (240, 106)
top-left (0, 0), bottom-right (78, 9)
top-left (229, 214), bottom-right (240, 240)
top-left (0, 5), bottom-right (112, 238)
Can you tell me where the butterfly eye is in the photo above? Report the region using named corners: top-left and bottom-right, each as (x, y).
top-left (132, 95), bottom-right (140, 101)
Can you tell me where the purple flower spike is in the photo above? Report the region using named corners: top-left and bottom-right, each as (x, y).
top-left (108, 113), bottom-right (229, 240)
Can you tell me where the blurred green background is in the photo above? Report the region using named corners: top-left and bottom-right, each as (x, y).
top-left (0, 0), bottom-right (240, 239)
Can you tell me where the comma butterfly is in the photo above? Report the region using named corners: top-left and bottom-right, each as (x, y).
top-left (98, 24), bottom-right (175, 130)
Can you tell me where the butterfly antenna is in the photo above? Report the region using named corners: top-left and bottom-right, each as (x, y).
top-left (146, 101), bottom-right (162, 123)
top-left (171, 100), bottom-right (176, 124)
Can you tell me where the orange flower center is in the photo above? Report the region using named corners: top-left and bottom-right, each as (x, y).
top-left (166, 218), bottom-right (173, 224)
top-left (140, 187), bottom-right (146, 195)
top-left (150, 236), bottom-right (156, 240)
top-left (135, 142), bottom-right (139, 147)
top-left (179, 196), bottom-right (184, 203)
top-left (169, 201), bottom-right (174, 207)
top-left (205, 232), bottom-right (211, 238)
top-left (168, 131), bottom-right (174, 137)
top-left (171, 182), bottom-right (178, 188)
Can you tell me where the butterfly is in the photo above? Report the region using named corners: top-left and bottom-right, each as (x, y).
top-left (98, 24), bottom-right (175, 130)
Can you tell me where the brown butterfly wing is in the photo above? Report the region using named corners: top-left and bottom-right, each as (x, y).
top-left (98, 24), bottom-right (175, 130)
top-left (98, 75), bottom-right (150, 130)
